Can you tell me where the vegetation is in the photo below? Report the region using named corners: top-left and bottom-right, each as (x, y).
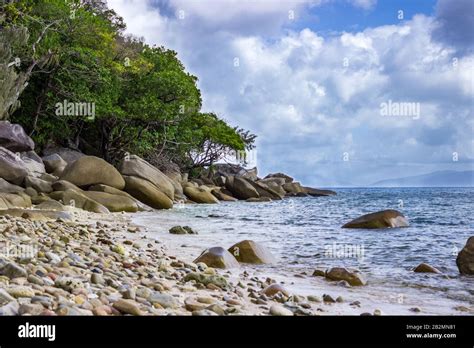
top-left (0, 0), bottom-right (255, 170)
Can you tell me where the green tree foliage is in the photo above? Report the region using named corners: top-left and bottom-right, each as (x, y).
top-left (1, 0), bottom-right (255, 169)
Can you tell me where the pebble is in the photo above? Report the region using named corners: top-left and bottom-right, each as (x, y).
top-left (112, 299), bottom-right (143, 316)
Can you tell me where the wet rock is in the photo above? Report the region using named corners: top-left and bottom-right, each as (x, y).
top-left (193, 247), bottom-right (240, 269)
top-left (61, 156), bottom-right (125, 190)
top-left (456, 236), bottom-right (474, 275)
top-left (169, 226), bottom-right (197, 235)
top-left (228, 240), bottom-right (276, 264)
top-left (261, 284), bottom-right (289, 297)
top-left (322, 294), bottom-right (336, 303)
top-left (342, 209), bottom-right (409, 229)
top-left (413, 263), bottom-right (441, 274)
top-left (325, 267), bottom-right (367, 286)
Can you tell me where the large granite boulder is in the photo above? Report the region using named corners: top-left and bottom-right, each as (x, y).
top-left (0, 178), bottom-right (24, 193)
top-left (228, 240), bottom-right (276, 264)
top-left (264, 173), bottom-right (293, 183)
top-left (0, 121), bottom-right (34, 152)
top-left (88, 184), bottom-right (149, 211)
top-left (282, 182), bottom-right (305, 195)
top-left (123, 176), bottom-right (173, 209)
top-left (211, 189), bottom-right (237, 202)
top-left (0, 193), bottom-right (31, 209)
top-left (0, 147), bottom-right (28, 184)
top-left (42, 154), bottom-right (68, 176)
top-left (42, 144), bottom-right (84, 164)
top-left (49, 189), bottom-right (109, 214)
top-left (24, 176), bottom-right (53, 193)
top-left (183, 185), bottom-right (219, 204)
top-left (325, 267), bottom-right (367, 286)
top-left (82, 191), bottom-right (138, 213)
top-left (342, 209), bottom-right (409, 229)
top-left (247, 180), bottom-right (283, 200)
top-left (119, 155), bottom-right (175, 200)
top-left (60, 156), bottom-right (125, 190)
top-left (456, 237), bottom-right (474, 275)
top-left (193, 247), bottom-right (240, 269)
top-left (52, 180), bottom-right (82, 192)
top-left (226, 176), bottom-right (259, 200)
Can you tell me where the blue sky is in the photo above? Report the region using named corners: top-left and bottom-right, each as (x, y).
top-left (108, 0), bottom-right (473, 186)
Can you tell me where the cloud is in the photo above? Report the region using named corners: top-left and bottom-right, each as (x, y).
top-left (432, 0), bottom-right (474, 54)
top-left (107, 0), bottom-right (474, 186)
top-left (348, 0), bottom-right (377, 11)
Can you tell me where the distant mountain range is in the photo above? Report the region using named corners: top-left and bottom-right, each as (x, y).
top-left (372, 170), bottom-right (474, 187)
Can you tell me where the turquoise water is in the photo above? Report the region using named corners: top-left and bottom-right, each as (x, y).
top-left (135, 187), bottom-right (474, 311)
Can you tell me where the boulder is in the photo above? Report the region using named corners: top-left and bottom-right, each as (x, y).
top-left (60, 156), bottom-right (125, 190)
top-left (0, 208), bottom-right (71, 221)
top-left (88, 184), bottom-right (150, 211)
top-left (42, 144), bottom-right (84, 164)
top-left (49, 189), bottom-right (109, 214)
top-left (24, 176), bottom-right (53, 193)
top-left (456, 236), bottom-right (474, 275)
top-left (183, 186), bottom-right (219, 204)
top-left (0, 147), bottom-right (28, 184)
top-left (264, 173), bottom-right (293, 183)
top-left (119, 155), bottom-right (175, 200)
top-left (282, 182), bottom-right (305, 195)
top-left (123, 176), bottom-right (173, 209)
top-left (0, 178), bottom-right (24, 193)
top-left (193, 247), bottom-right (240, 269)
top-left (342, 209), bottom-right (409, 229)
top-left (52, 180), bottom-right (82, 192)
top-left (228, 240), bottom-right (276, 264)
top-left (413, 263), bottom-right (441, 274)
top-left (325, 267), bottom-right (366, 286)
top-left (226, 176), bottom-right (260, 200)
top-left (35, 200), bottom-right (67, 211)
top-left (247, 180), bottom-right (283, 200)
top-left (303, 186), bottom-right (337, 196)
top-left (261, 284), bottom-right (289, 297)
top-left (211, 189), bottom-right (237, 202)
top-left (213, 164), bottom-right (258, 181)
top-left (42, 154), bottom-right (67, 176)
top-left (0, 193), bottom-right (31, 209)
top-left (82, 191), bottom-right (138, 213)
top-left (169, 226), bottom-right (197, 235)
top-left (0, 121), bottom-right (34, 152)
top-left (20, 151), bottom-right (45, 177)
top-left (39, 173), bottom-right (57, 182)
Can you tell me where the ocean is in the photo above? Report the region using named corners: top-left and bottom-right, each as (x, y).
top-left (133, 187), bottom-right (474, 314)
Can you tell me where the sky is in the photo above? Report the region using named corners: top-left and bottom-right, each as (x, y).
top-left (107, 0), bottom-right (474, 187)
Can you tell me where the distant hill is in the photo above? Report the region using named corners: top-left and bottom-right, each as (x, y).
top-left (372, 170), bottom-right (474, 187)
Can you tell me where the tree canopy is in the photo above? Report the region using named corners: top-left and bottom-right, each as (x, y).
top-left (0, 0), bottom-right (255, 171)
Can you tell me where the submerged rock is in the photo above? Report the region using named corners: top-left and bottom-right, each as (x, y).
top-left (456, 236), bottom-right (474, 275)
top-left (169, 226), bottom-right (197, 235)
top-left (342, 209), bottom-right (409, 229)
top-left (193, 247), bottom-right (240, 269)
top-left (413, 263), bottom-right (441, 274)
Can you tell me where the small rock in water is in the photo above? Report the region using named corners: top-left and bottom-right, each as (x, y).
top-left (413, 263), bottom-right (441, 274)
top-left (307, 295), bottom-right (322, 303)
top-left (261, 284), bottom-right (289, 297)
top-left (322, 294), bottom-right (336, 303)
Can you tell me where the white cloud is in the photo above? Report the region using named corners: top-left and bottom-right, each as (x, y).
top-left (107, 0), bottom-right (474, 186)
